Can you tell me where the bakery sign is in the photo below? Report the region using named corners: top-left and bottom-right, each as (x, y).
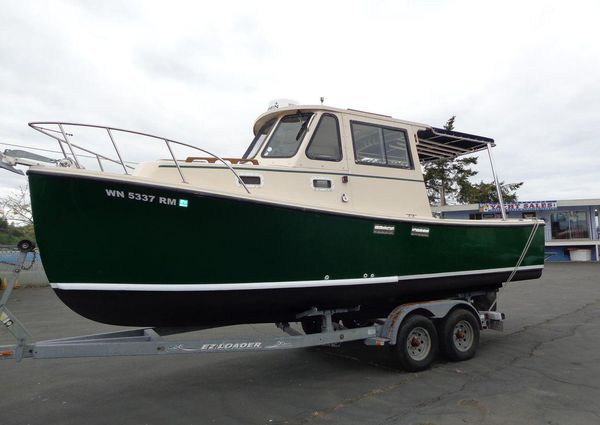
top-left (479, 201), bottom-right (558, 213)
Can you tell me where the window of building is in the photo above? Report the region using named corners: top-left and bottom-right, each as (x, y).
top-left (469, 213), bottom-right (497, 220)
top-left (550, 211), bottom-right (589, 239)
top-left (305, 114), bottom-right (342, 161)
top-left (350, 121), bottom-right (412, 169)
top-left (262, 113), bottom-right (313, 158)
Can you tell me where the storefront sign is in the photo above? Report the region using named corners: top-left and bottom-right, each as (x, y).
top-left (479, 201), bottom-right (558, 213)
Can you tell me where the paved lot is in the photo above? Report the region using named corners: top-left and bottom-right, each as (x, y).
top-left (1, 263), bottom-right (600, 425)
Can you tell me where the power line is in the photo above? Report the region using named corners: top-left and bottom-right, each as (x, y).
top-left (0, 142), bottom-right (138, 164)
top-left (1, 142), bottom-right (67, 156)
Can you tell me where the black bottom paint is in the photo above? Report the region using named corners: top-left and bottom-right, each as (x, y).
top-left (52, 269), bottom-right (542, 327)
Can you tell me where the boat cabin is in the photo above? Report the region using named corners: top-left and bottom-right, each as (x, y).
top-left (7, 104), bottom-right (492, 221)
top-left (134, 103), bottom-right (493, 219)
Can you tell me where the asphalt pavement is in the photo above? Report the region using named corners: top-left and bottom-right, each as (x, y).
top-left (1, 263), bottom-right (600, 425)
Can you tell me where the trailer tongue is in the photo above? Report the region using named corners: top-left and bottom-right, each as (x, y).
top-left (1, 240), bottom-right (504, 372)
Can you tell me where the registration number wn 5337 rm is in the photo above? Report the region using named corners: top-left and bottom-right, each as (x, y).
top-left (105, 189), bottom-right (188, 207)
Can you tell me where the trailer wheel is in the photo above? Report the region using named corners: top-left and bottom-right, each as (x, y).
top-left (440, 308), bottom-right (480, 362)
top-left (17, 239), bottom-right (35, 252)
top-left (394, 314), bottom-right (438, 372)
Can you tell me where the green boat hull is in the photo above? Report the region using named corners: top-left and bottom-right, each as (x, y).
top-left (28, 169), bottom-right (544, 326)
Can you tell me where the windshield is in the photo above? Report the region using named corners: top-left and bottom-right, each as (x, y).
top-left (243, 118), bottom-right (276, 159)
top-left (261, 113), bottom-right (313, 158)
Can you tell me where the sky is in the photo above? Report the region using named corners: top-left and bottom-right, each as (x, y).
top-left (1, 0), bottom-right (599, 201)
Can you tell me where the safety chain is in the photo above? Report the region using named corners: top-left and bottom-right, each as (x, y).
top-left (0, 250), bottom-right (37, 271)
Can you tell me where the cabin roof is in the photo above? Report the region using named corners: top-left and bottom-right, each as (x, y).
top-left (253, 105), bottom-right (431, 135)
top-left (253, 105), bottom-right (495, 162)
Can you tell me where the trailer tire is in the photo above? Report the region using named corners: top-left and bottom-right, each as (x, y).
top-left (17, 239), bottom-right (35, 252)
top-left (394, 314), bottom-right (438, 372)
top-left (440, 308), bottom-right (480, 362)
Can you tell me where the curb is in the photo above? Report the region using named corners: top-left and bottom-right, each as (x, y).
top-left (1, 277), bottom-right (49, 289)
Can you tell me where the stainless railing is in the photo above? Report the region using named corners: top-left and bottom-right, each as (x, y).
top-left (28, 122), bottom-right (251, 194)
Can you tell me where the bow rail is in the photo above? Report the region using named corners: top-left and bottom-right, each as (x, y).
top-left (28, 122), bottom-right (251, 194)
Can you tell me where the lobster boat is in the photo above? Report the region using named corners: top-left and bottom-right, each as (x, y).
top-left (1, 101), bottom-right (544, 327)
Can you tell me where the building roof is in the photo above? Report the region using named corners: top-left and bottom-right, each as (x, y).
top-left (432, 199), bottom-right (600, 213)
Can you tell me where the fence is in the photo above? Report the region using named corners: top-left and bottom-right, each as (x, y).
top-left (0, 245), bottom-right (49, 287)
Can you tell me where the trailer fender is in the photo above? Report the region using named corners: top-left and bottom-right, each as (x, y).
top-left (383, 300), bottom-right (481, 346)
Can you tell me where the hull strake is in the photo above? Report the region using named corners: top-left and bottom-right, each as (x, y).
top-left (53, 268), bottom-right (542, 327)
top-left (50, 265), bottom-right (543, 291)
top-left (28, 170), bottom-right (545, 326)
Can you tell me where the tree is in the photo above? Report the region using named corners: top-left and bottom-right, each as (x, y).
top-left (422, 116), bottom-right (479, 206)
top-left (0, 186), bottom-right (33, 226)
top-left (0, 186), bottom-right (35, 244)
top-left (457, 180), bottom-right (523, 204)
top-left (423, 116), bottom-right (523, 206)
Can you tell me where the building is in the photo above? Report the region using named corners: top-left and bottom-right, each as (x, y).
top-left (432, 199), bottom-right (600, 262)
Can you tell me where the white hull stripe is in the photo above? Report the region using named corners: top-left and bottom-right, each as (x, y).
top-left (50, 265), bottom-right (543, 292)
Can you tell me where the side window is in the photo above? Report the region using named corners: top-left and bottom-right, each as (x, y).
top-left (351, 123), bottom-right (386, 165)
top-left (383, 128), bottom-right (411, 168)
top-left (305, 114), bottom-right (342, 161)
top-left (351, 121), bottom-right (413, 169)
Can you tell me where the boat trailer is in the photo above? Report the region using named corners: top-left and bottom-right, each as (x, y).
top-left (1, 241), bottom-right (505, 371)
